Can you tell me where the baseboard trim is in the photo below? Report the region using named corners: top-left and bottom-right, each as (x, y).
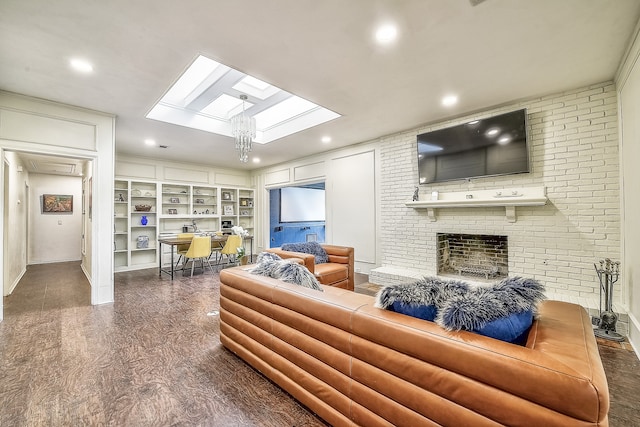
top-left (628, 311), bottom-right (640, 360)
top-left (6, 267), bottom-right (26, 296)
top-left (80, 263), bottom-right (92, 288)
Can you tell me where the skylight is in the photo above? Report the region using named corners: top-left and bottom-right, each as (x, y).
top-left (147, 55), bottom-right (340, 144)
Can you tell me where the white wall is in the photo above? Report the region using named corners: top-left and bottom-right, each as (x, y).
top-left (28, 174), bottom-right (83, 264)
top-left (253, 143), bottom-right (380, 273)
top-left (372, 82), bottom-right (620, 310)
top-left (617, 24), bottom-right (640, 353)
top-left (329, 151), bottom-right (377, 264)
top-left (2, 152), bottom-right (28, 296)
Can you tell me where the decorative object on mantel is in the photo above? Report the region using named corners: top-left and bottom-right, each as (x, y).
top-left (405, 186), bottom-right (547, 223)
top-left (231, 94), bottom-right (256, 163)
top-left (593, 259), bottom-right (624, 342)
top-left (134, 204), bottom-right (152, 212)
top-left (412, 187), bottom-right (419, 201)
top-left (494, 190), bottom-right (523, 198)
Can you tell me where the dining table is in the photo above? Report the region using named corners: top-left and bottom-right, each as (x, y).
top-left (158, 234), bottom-right (253, 280)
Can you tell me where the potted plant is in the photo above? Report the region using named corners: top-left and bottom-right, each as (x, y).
top-left (236, 246), bottom-right (248, 265)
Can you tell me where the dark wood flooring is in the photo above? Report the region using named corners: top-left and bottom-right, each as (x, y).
top-left (1, 262), bottom-right (639, 426)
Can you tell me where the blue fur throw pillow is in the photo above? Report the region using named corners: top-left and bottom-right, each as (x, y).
top-left (281, 242), bottom-right (329, 264)
top-left (375, 277), bottom-right (470, 321)
top-left (375, 276), bottom-right (544, 344)
top-left (249, 252), bottom-right (323, 291)
top-left (436, 277), bottom-right (545, 343)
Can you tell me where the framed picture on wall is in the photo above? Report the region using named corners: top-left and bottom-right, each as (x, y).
top-left (42, 194), bottom-right (73, 213)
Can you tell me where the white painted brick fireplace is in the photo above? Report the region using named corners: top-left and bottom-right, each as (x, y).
top-left (370, 82), bottom-right (625, 333)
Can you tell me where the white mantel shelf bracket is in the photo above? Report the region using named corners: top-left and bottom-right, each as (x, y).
top-left (405, 186), bottom-right (548, 223)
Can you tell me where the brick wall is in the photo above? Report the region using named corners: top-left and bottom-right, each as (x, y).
top-left (374, 82), bottom-right (620, 301)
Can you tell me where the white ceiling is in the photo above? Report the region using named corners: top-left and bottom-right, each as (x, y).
top-left (1, 0), bottom-right (639, 171)
top-left (14, 152), bottom-right (86, 177)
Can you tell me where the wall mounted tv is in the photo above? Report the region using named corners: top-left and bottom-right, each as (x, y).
top-left (417, 109), bottom-right (529, 184)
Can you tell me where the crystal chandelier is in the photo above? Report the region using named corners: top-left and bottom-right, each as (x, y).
top-left (230, 94), bottom-right (256, 162)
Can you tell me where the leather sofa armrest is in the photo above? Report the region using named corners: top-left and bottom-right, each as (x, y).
top-left (265, 248), bottom-right (316, 273)
top-left (322, 245), bottom-right (355, 290)
top-left (322, 245), bottom-right (354, 264)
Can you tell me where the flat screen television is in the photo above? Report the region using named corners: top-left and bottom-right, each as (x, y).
top-left (417, 109), bottom-right (529, 184)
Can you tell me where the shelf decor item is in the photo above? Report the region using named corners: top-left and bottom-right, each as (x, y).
top-left (169, 197), bottom-right (180, 203)
top-left (141, 215), bottom-right (148, 226)
top-left (222, 191), bottom-right (232, 200)
top-left (135, 204), bottom-right (152, 212)
top-left (224, 205), bottom-right (234, 215)
top-left (136, 235), bottom-right (149, 249)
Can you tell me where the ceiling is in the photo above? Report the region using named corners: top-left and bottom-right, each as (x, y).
top-left (1, 0), bottom-right (639, 172)
top-left (15, 152), bottom-right (86, 177)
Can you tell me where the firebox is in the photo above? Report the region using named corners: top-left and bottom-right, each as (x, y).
top-left (437, 233), bottom-right (508, 280)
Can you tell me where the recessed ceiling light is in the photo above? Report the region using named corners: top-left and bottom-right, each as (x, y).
top-left (498, 136), bottom-right (511, 145)
top-left (69, 58), bottom-right (93, 73)
top-left (144, 139), bottom-right (156, 146)
top-left (467, 120), bottom-right (479, 125)
top-left (442, 95), bottom-right (458, 107)
top-left (375, 24), bottom-right (398, 44)
top-left (321, 136), bottom-right (331, 143)
top-left (486, 128), bottom-right (500, 137)
top-left (252, 157), bottom-right (261, 164)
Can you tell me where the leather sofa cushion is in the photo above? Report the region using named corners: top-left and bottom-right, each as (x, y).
top-left (315, 263), bottom-right (348, 285)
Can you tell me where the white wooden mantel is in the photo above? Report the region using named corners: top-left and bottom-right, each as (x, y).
top-left (405, 186), bottom-right (548, 222)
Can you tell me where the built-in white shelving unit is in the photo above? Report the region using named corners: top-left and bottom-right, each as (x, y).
top-left (114, 180), bottom-right (255, 272)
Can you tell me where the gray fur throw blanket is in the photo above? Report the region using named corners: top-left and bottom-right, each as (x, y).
top-left (375, 276), bottom-right (545, 332)
top-left (249, 252), bottom-right (323, 291)
top-left (281, 242), bottom-right (329, 264)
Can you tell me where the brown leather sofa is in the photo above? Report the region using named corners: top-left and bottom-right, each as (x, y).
top-left (266, 244), bottom-right (354, 291)
top-left (219, 266), bottom-right (609, 427)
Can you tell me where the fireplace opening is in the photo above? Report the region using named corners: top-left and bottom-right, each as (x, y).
top-left (437, 233), bottom-right (508, 281)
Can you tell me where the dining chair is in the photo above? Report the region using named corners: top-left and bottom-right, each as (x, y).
top-left (210, 237), bottom-right (225, 264)
top-left (218, 235), bottom-right (243, 266)
top-left (175, 232), bottom-right (194, 269)
top-left (182, 235), bottom-right (214, 277)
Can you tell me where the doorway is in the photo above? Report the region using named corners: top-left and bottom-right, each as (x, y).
top-left (2, 151), bottom-right (90, 299)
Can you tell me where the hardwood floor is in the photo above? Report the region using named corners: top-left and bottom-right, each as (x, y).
top-left (1, 262), bottom-right (639, 426)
